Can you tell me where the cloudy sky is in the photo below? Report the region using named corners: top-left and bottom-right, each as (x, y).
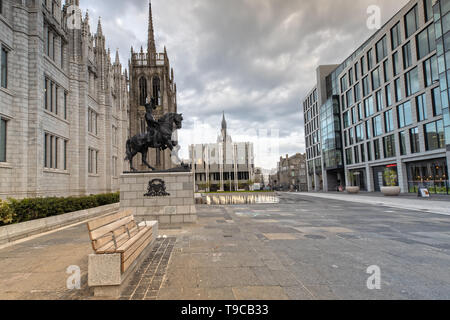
top-left (81, 0), bottom-right (409, 170)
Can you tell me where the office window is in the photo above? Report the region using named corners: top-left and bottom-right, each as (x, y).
top-left (364, 96), bottom-right (375, 117)
top-left (349, 128), bottom-right (354, 145)
top-left (417, 25), bottom-right (436, 60)
top-left (391, 23), bottom-right (402, 50)
top-left (354, 82), bottom-right (361, 102)
top-left (349, 68), bottom-right (354, 86)
top-left (367, 141), bottom-right (372, 161)
top-left (346, 89), bottom-right (354, 107)
top-left (386, 84), bottom-right (393, 106)
top-left (356, 124), bottom-right (364, 143)
top-left (374, 139), bottom-right (381, 160)
top-left (398, 101), bottom-right (413, 128)
top-left (432, 87), bottom-right (443, 115)
top-left (345, 148), bottom-right (353, 165)
top-left (410, 127), bottom-right (420, 153)
top-left (1, 46), bottom-right (7, 89)
top-left (341, 74), bottom-right (348, 93)
top-left (416, 93), bottom-right (428, 121)
top-left (385, 109), bottom-right (394, 133)
top-left (405, 67), bottom-right (419, 97)
top-left (351, 107), bottom-right (357, 125)
top-left (363, 76), bottom-right (370, 96)
top-left (376, 36), bottom-right (388, 63)
top-left (355, 62), bottom-right (360, 81)
top-left (425, 120), bottom-right (445, 150)
top-left (399, 131), bottom-right (407, 156)
top-left (403, 42), bottom-right (413, 69)
top-left (372, 67), bottom-right (381, 90)
top-left (383, 135), bottom-right (396, 158)
top-left (405, 5), bottom-right (419, 38)
top-left (393, 51), bottom-right (400, 76)
top-left (358, 103), bottom-right (364, 120)
top-left (354, 146), bottom-right (360, 164)
top-left (361, 56), bottom-right (366, 76)
top-left (373, 115), bottom-right (383, 137)
top-left (395, 78), bottom-right (403, 102)
top-left (424, 55), bottom-right (439, 87)
top-left (0, 117), bottom-right (6, 162)
top-left (343, 111), bottom-right (350, 128)
top-left (383, 59), bottom-right (390, 82)
top-left (366, 120), bottom-right (372, 139)
top-left (376, 90), bottom-right (384, 111)
top-left (361, 144), bottom-right (366, 162)
top-left (367, 49), bottom-right (374, 70)
top-left (424, 0), bottom-right (433, 22)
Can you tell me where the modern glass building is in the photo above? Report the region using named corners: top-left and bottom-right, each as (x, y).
top-left (302, 0), bottom-right (450, 194)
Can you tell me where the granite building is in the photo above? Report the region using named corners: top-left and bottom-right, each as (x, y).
top-left (128, 1), bottom-right (178, 172)
top-left (190, 113), bottom-right (255, 192)
top-left (271, 153), bottom-right (307, 191)
top-left (0, 0), bottom-right (129, 199)
top-left (302, 0), bottom-right (450, 194)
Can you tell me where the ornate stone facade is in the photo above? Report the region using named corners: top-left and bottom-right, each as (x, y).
top-left (0, 0), bottom-right (128, 199)
top-left (128, 1), bottom-right (178, 172)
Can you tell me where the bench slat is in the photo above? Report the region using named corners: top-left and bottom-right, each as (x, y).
top-left (89, 216), bottom-right (134, 241)
top-left (117, 227), bottom-right (152, 255)
top-left (122, 231), bottom-right (154, 273)
top-left (87, 209), bottom-right (133, 232)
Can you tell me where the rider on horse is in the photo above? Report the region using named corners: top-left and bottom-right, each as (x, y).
top-left (144, 97), bottom-right (162, 149)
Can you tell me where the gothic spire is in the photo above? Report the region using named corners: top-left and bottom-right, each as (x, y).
top-left (222, 112), bottom-right (227, 131)
top-left (148, 0), bottom-right (156, 54)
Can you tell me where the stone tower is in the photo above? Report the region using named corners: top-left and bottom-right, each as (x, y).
top-left (128, 0), bottom-right (178, 171)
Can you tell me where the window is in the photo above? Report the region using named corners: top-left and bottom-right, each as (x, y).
top-left (152, 76), bottom-right (161, 105)
top-left (376, 36), bottom-right (388, 63)
top-left (405, 5), bottom-right (419, 38)
top-left (351, 107), bottom-right (357, 124)
top-left (0, 117), bottom-right (6, 162)
top-left (410, 127), bottom-right (420, 153)
top-left (139, 77), bottom-right (147, 106)
top-left (361, 144), bottom-right (366, 162)
top-left (112, 126), bottom-right (118, 146)
top-left (1, 47), bottom-right (7, 89)
top-left (363, 76), bottom-right (370, 96)
top-left (395, 78), bottom-right (403, 102)
top-left (417, 25), bottom-right (436, 60)
top-left (374, 139), bottom-right (381, 160)
top-left (354, 82), bottom-right (361, 102)
top-left (373, 115), bottom-right (383, 137)
top-left (376, 90), bottom-right (384, 111)
top-left (346, 89), bottom-right (354, 107)
top-left (44, 77), bottom-right (59, 115)
top-left (88, 108), bottom-right (98, 135)
top-left (64, 91), bottom-right (68, 119)
top-left (44, 133), bottom-right (60, 169)
top-left (361, 56), bottom-right (366, 76)
top-left (385, 109), bottom-right (394, 133)
top-left (349, 68), bottom-right (353, 86)
top-left (424, 55), bottom-right (439, 87)
top-left (405, 67), bottom-right (419, 96)
top-left (64, 140), bottom-right (67, 171)
top-left (391, 23), bottom-right (401, 50)
top-left (366, 120), bottom-right (372, 139)
top-left (112, 156), bottom-right (118, 177)
top-left (398, 101), bottom-right (413, 128)
top-left (432, 87), bottom-right (442, 115)
top-left (386, 84), bottom-right (393, 106)
top-left (0, 0), bottom-right (3, 15)
top-left (358, 103), bottom-right (364, 120)
top-left (416, 93), bottom-right (427, 121)
top-left (356, 124), bottom-right (364, 143)
top-left (399, 131), bottom-right (407, 155)
top-left (355, 62), bottom-right (360, 81)
top-left (343, 111), bottom-right (350, 128)
top-left (367, 49), bottom-right (374, 70)
top-left (367, 141), bottom-right (372, 161)
top-left (383, 135), bottom-right (396, 158)
top-left (364, 96), bottom-right (375, 117)
top-left (425, 120), bottom-right (445, 150)
top-left (345, 148), bottom-right (353, 165)
top-left (88, 148), bottom-right (99, 174)
top-left (393, 51), bottom-right (400, 76)
top-left (424, 0), bottom-right (433, 22)
top-left (354, 146), bottom-right (360, 164)
top-left (383, 59), bottom-right (390, 82)
top-left (403, 42), bottom-right (413, 69)
top-left (349, 128), bottom-right (354, 145)
top-left (372, 67), bottom-right (381, 90)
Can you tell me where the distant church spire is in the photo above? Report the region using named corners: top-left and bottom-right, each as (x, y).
top-left (148, 0), bottom-right (156, 54)
top-left (222, 112), bottom-right (227, 131)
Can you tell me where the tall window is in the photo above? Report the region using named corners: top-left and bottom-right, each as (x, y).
top-left (372, 67), bottom-right (381, 90)
top-left (425, 120), bottom-right (445, 150)
top-left (367, 141), bottom-right (372, 161)
top-left (363, 76), bottom-right (370, 96)
top-left (139, 77), bottom-right (147, 106)
top-left (88, 148), bottom-right (99, 174)
top-left (410, 127), bottom-right (420, 153)
top-left (376, 36), bottom-right (388, 63)
top-left (1, 46), bottom-right (7, 89)
top-left (395, 78), bottom-right (403, 102)
top-left (405, 67), bottom-right (419, 96)
top-left (432, 87), bottom-right (442, 115)
top-left (399, 131), bottom-right (407, 156)
top-left (417, 25), bottom-right (436, 60)
top-left (152, 76), bottom-right (161, 105)
top-left (376, 90), bottom-right (384, 111)
top-left (383, 59), bottom-right (390, 82)
top-left (386, 84), bottom-right (393, 107)
top-left (64, 140), bottom-right (67, 171)
top-left (398, 101), bottom-right (413, 128)
top-left (374, 139), bottom-right (381, 160)
top-left (383, 135), bottom-right (396, 158)
top-left (44, 133), bottom-right (59, 169)
top-left (424, 55), bottom-right (439, 87)
top-left (64, 91), bottom-right (68, 119)
top-left (393, 51), bottom-right (400, 76)
top-left (391, 23), bottom-right (401, 50)
top-left (403, 42), bottom-right (412, 69)
top-left (367, 49), bottom-right (374, 70)
top-left (424, 0), bottom-right (433, 22)
top-left (0, 0), bottom-right (3, 15)
top-left (364, 96), bottom-right (374, 117)
top-left (416, 93), bottom-right (427, 122)
top-left (88, 108), bottom-right (98, 135)
top-left (373, 115), bottom-right (383, 137)
top-left (385, 109), bottom-right (394, 133)
top-left (0, 117), bottom-right (6, 162)
top-left (405, 5), bottom-right (418, 38)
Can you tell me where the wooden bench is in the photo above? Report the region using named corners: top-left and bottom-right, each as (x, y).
top-left (87, 210), bottom-right (158, 297)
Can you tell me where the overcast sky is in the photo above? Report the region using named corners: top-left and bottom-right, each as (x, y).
top-left (81, 0), bottom-right (409, 170)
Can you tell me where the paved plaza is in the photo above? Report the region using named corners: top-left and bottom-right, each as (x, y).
top-left (0, 193), bottom-right (449, 300)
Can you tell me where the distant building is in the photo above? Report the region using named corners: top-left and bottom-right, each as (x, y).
top-left (190, 113), bottom-right (255, 192)
top-left (271, 153), bottom-right (307, 191)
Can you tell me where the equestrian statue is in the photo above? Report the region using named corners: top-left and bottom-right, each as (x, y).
top-left (124, 97), bottom-right (184, 172)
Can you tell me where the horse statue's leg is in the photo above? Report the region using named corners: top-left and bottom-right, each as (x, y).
top-left (142, 150), bottom-right (156, 171)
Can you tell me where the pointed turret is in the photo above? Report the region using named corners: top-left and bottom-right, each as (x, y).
top-left (148, 0), bottom-right (156, 55)
top-left (115, 49), bottom-right (120, 65)
top-left (222, 112), bottom-right (227, 131)
top-left (97, 17), bottom-right (103, 36)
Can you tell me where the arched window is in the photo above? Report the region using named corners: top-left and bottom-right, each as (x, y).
top-left (152, 76), bottom-right (161, 105)
top-left (139, 77), bottom-right (147, 106)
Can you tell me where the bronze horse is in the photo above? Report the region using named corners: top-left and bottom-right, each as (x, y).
top-left (125, 112), bottom-right (183, 172)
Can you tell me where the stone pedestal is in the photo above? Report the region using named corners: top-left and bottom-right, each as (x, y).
top-left (120, 172), bottom-right (197, 224)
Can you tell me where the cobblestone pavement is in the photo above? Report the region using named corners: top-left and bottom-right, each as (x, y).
top-left (0, 193), bottom-right (449, 300)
